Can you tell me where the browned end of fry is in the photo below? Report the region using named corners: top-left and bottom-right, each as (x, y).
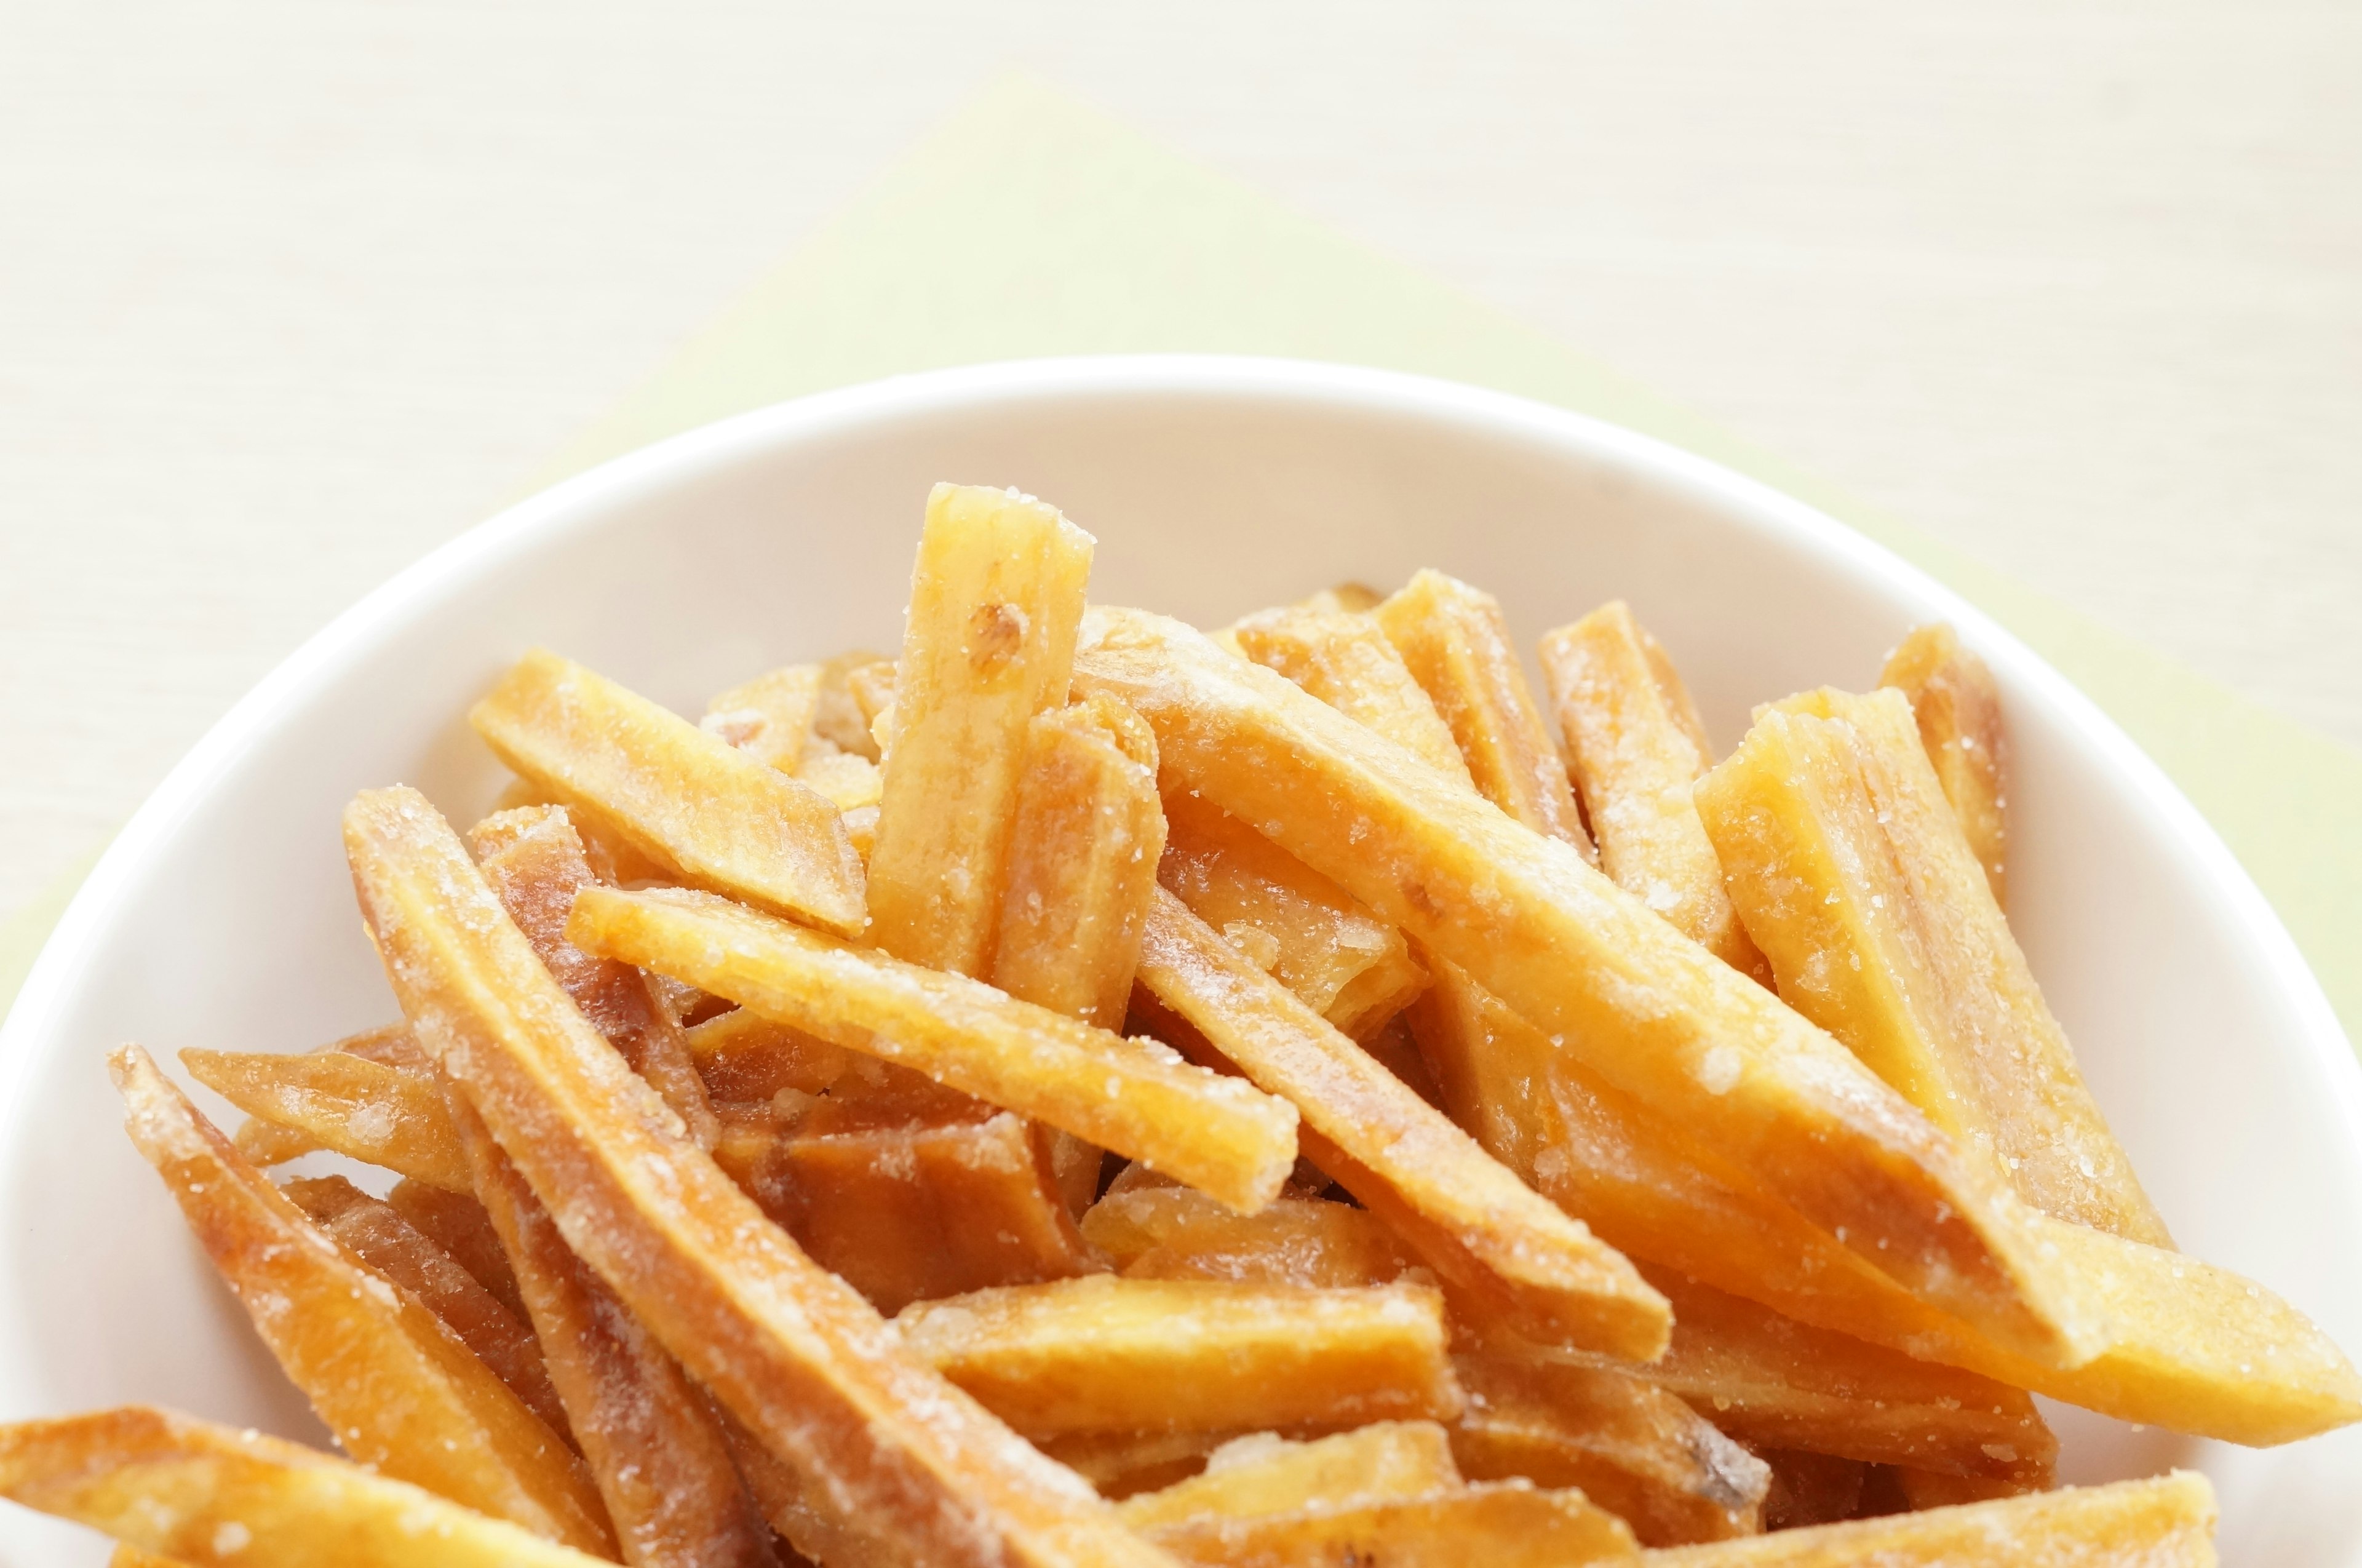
top-left (1880, 623), bottom-right (2008, 907)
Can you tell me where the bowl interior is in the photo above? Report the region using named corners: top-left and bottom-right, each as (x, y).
top-left (2, 357), bottom-right (2356, 1564)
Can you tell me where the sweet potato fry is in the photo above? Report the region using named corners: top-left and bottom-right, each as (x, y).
top-left (470, 648), bottom-right (866, 936)
top-left (386, 1179), bottom-right (527, 1321)
top-left (1648, 1471), bottom-right (2218, 1566)
top-left (866, 483), bottom-right (1096, 974)
top-left (1116, 1423), bottom-right (1461, 1529)
top-left (1538, 602), bottom-right (1765, 976)
top-left (1447, 1354), bottom-right (1767, 1548)
top-left (1072, 607), bottom-right (2094, 1368)
top-left (1135, 885), bottom-right (1668, 1360)
top-left (682, 1006), bottom-right (851, 1099)
top-left (895, 1276), bottom-right (1462, 1436)
top-left (0, 1407), bottom-right (614, 1568)
top-left (1697, 689), bottom-right (2168, 1245)
top-left (567, 883), bottom-right (1298, 1214)
top-left (180, 1048), bottom-right (470, 1193)
top-left (1145, 1479), bottom-right (1639, 1567)
top-left (1879, 624), bottom-right (2008, 906)
top-left (701, 663), bottom-right (829, 771)
top-left (109, 1048), bottom-right (610, 1551)
top-left (445, 1091), bottom-right (780, 1568)
top-left (797, 748), bottom-right (883, 810)
top-left (111, 1543), bottom-right (186, 1568)
top-left (841, 656), bottom-right (897, 754)
top-left (1229, 607), bottom-right (1471, 782)
top-left (231, 1115), bottom-right (322, 1168)
top-left (343, 786), bottom-right (1177, 1568)
top-left (1082, 1185), bottom-right (1417, 1290)
top-left (281, 1175), bottom-right (570, 1441)
top-left (1751, 1449), bottom-right (1867, 1532)
top-left (1373, 568), bottom-right (1596, 859)
top-left (991, 694), bottom-right (1166, 1030)
top-left (1039, 1430), bottom-right (1243, 1498)
top-left (1158, 792), bottom-right (1428, 1041)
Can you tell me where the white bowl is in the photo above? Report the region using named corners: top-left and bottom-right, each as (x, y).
top-left (2, 356), bottom-right (2355, 1564)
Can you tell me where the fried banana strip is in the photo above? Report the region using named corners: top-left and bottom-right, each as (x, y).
top-left (568, 883), bottom-right (1297, 1213)
top-left (471, 648), bottom-right (866, 936)
top-left (1072, 606), bottom-right (2094, 1367)
top-left (1538, 602), bottom-right (1766, 976)
top-left (1879, 623), bottom-right (2008, 905)
top-left (894, 1276), bottom-right (1463, 1436)
top-left (1114, 1424), bottom-right (1461, 1529)
top-left (183, 1047), bottom-right (469, 1192)
top-left (109, 1048), bottom-right (610, 1552)
top-left (1134, 886), bottom-right (1666, 1359)
top-left (343, 786), bottom-right (1180, 1568)
top-left (0, 1407), bottom-right (614, 1568)
top-left (1698, 689), bottom-right (2168, 1244)
top-left (867, 483), bottom-right (1096, 974)
top-left (1647, 1471), bottom-right (2217, 1566)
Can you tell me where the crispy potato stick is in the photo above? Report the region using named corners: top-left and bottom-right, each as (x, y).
top-left (1073, 607), bottom-right (2094, 1367)
top-left (281, 1176), bottom-right (570, 1441)
top-left (1158, 792), bottom-right (1428, 1041)
top-left (1448, 1354), bottom-right (1767, 1548)
top-left (567, 883), bottom-right (1297, 1213)
top-left (1880, 624), bottom-right (2008, 906)
top-left (1083, 1187), bottom-right (1417, 1290)
top-left (0, 1407), bottom-right (615, 1568)
top-left (1649, 1471), bottom-right (2218, 1567)
top-left (470, 647), bottom-right (866, 936)
top-left (1373, 568), bottom-right (1596, 859)
top-left (867, 483), bottom-right (1096, 974)
top-left (468, 805), bottom-right (720, 1148)
top-left (1135, 885), bottom-right (1668, 1359)
top-left (1116, 1424), bottom-right (1461, 1529)
top-left (343, 787), bottom-right (1178, 1568)
top-left (386, 1179), bottom-right (528, 1321)
top-left (1698, 690), bottom-right (2168, 1245)
top-left (1538, 602), bottom-right (1765, 976)
top-left (1229, 608), bottom-right (1471, 782)
top-left (895, 1276), bottom-right (1461, 1436)
top-left (445, 1092), bottom-right (780, 1568)
top-left (109, 1048), bottom-right (609, 1551)
top-left (702, 663), bottom-right (829, 770)
top-left (1145, 1479), bottom-right (1639, 1567)
top-left (683, 1006), bottom-right (852, 1099)
top-left (179, 1048), bottom-right (469, 1192)
top-left (992, 694), bottom-right (1167, 1030)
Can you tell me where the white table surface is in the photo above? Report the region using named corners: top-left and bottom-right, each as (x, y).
top-left (4, 0), bottom-right (2357, 916)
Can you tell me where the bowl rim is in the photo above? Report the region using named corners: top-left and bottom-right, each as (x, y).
top-left (4, 349), bottom-right (2355, 1171)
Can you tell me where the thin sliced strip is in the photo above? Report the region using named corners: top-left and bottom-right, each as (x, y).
top-left (1229, 606), bottom-right (1471, 782)
top-left (343, 786), bottom-right (1179, 1568)
top-left (682, 1006), bottom-right (850, 1099)
top-left (0, 1407), bottom-right (614, 1568)
top-left (1879, 623), bottom-right (2008, 906)
top-left (1147, 1479), bottom-right (1639, 1567)
top-left (1646, 1471), bottom-right (2218, 1567)
top-left (181, 1048), bottom-right (470, 1192)
top-left (1136, 885), bottom-right (1668, 1360)
top-left (894, 1275), bottom-right (1462, 1436)
top-left (1116, 1424), bottom-right (1461, 1529)
top-left (567, 882), bottom-right (1297, 1214)
top-left (1073, 605), bottom-right (2096, 1368)
top-left (470, 647), bottom-right (865, 936)
top-left (386, 1180), bottom-right (527, 1321)
top-left (1084, 1187), bottom-right (1417, 1291)
top-left (110, 1048), bottom-right (610, 1553)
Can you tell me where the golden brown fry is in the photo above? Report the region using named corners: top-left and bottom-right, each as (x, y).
top-left (1073, 607), bottom-right (2094, 1367)
top-left (232, 1115), bottom-right (322, 1168)
top-left (1880, 624), bottom-right (2008, 906)
top-left (1538, 602), bottom-right (1765, 976)
top-left (797, 748), bottom-right (884, 810)
top-left (866, 483), bottom-right (1096, 974)
top-left (344, 786), bottom-right (1178, 1568)
top-left (682, 1006), bottom-right (851, 1099)
top-left (1083, 1185), bottom-right (1417, 1291)
top-left (180, 1048), bottom-right (471, 1193)
top-left (1373, 568), bottom-right (1596, 858)
top-left (1116, 1424), bottom-right (1461, 1529)
top-left (468, 804), bottom-right (720, 1148)
top-left (109, 1048), bottom-right (610, 1551)
top-left (111, 1545), bottom-right (188, 1568)
top-left (991, 694), bottom-right (1166, 1030)
top-left (386, 1179), bottom-right (527, 1322)
top-left (567, 883), bottom-right (1298, 1214)
top-left (1649, 1471), bottom-right (2218, 1567)
top-left (1146, 1479), bottom-right (1639, 1567)
top-left (896, 1275), bottom-right (1461, 1437)
top-left (446, 1092), bottom-right (780, 1568)
top-left (702, 663), bottom-right (828, 771)
top-left (281, 1176), bottom-right (570, 1441)
top-left (1134, 886), bottom-right (1668, 1360)
top-left (470, 647), bottom-right (867, 936)
top-left (1158, 792), bottom-right (1428, 1041)
top-left (1698, 690), bottom-right (2168, 1245)
top-left (1447, 1355), bottom-right (1768, 1548)
top-left (1229, 607), bottom-right (1471, 782)
top-left (841, 657), bottom-right (897, 754)
top-left (1752, 1449), bottom-right (1868, 1532)
top-left (1039, 1430), bottom-right (1244, 1499)
top-left (0, 1407), bottom-right (614, 1568)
